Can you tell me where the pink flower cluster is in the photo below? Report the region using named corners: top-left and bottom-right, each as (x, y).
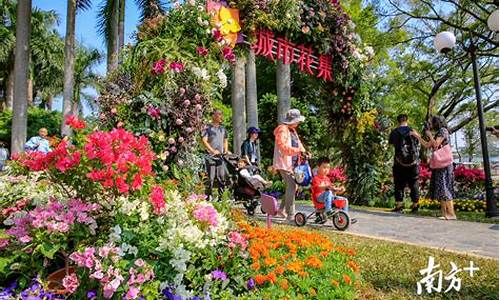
top-left (65, 115), bottom-right (87, 130)
top-left (192, 203), bottom-right (219, 228)
top-left (454, 165), bottom-right (485, 182)
top-left (68, 248), bottom-right (154, 299)
top-left (84, 129), bottom-right (155, 194)
top-left (151, 59), bottom-right (166, 75)
top-left (147, 105), bottom-right (161, 119)
top-left (212, 29), bottom-right (224, 42)
top-left (196, 46), bottom-right (209, 56)
top-left (222, 46), bottom-right (236, 63)
top-left (62, 273), bottom-right (79, 294)
top-left (149, 185), bottom-right (166, 214)
top-left (4, 199), bottom-right (100, 245)
top-left (169, 61), bottom-right (184, 73)
top-left (328, 167), bottom-right (347, 184)
top-left (1, 198), bottom-right (29, 217)
top-left (228, 231), bottom-right (247, 251)
top-left (16, 140), bottom-right (81, 173)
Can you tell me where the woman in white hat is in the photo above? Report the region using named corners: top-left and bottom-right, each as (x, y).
top-left (272, 109), bottom-right (308, 220)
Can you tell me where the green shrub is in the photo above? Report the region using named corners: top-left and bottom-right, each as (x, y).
top-left (0, 108), bottom-right (62, 146)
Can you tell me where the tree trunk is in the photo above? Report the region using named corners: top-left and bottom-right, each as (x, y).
top-left (231, 56), bottom-right (246, 156)
top-left (71, 99), bottom-right (79, 116)
top-left (107, 0), bottom-right (119, 72)
top-left (61, 0), bottom-right (76, 137)
top-left (11, 0), bottom-right (32, 154)
top-left (118, 0), bottom-right (125, 50)
top-left (27, 78), bottom-right (33, 105)
top-left (276, 61), bottom-right (291, 123)
top-left (6, 70), bottom-right (14, 109)
top-left (245, 49), bottom-right (260, 161)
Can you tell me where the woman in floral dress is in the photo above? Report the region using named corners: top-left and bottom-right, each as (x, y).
top-left (411, 116), bottom-right (456, 220)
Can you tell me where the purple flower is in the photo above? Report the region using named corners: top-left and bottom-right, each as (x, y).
top-left (87, 290), bottom-right (97, 299)
top-left (247, 278), bottom-right (255, 289)
top-left (211, 270), bottom-right (227, 281)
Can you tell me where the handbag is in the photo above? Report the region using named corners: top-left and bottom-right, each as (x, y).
top-left (429, 144), bottom-right (453, 169)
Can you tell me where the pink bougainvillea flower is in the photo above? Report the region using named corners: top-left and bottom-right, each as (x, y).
top-left (179, 87), bottom-right (186, 95)
top-left (168, 138), bottom-right (176, 145)
top-left (169, 61), bottom-right (184, 73)
top-left (126, 286), bottom-right (140, 300)
top-left (196, 46), bottom-right (209, 56)
top-left (147, 105), bottom-right (161, 119)
top-left (183, 99), bottom-right (191, 106)
top-left (65, 115), bottom-right (87, 130)
top-left (193, 203), bottom-right (219, 228)
top-left (151, 59), bottom-right (166, 75)
top-left (150, 185), bottom-right (165, 214)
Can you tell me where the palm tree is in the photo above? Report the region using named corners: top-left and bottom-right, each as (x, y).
top-left (61, 0), bottom-right (92, 136)
top-left (11, 0), bottom-right (32, 154)
top-left (71, 46), bottom-right (102, 115)
top-left (97, 0), bottom-right (166, 73)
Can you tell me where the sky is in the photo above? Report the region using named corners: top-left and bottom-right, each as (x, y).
top-left (32, 0), bottom-right (142, 115)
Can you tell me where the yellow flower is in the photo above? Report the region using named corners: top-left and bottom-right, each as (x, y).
top-left (219, 7), bottom-right (240, 35)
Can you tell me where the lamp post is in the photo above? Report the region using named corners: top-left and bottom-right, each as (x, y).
top-left (434, 10), bottom-right (499, 218)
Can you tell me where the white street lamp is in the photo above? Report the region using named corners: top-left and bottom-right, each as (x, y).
top-left (433, 31), bottom-right (456, 53)
top-left (487, 10), bottom-right (499, 32)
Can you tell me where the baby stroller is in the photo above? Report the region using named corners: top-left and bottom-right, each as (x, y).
top-left (223, 154), bottom-right (262, 215)
top-left (294, 193), bottom-right (350, 231)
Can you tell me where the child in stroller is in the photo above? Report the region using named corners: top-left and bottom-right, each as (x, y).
top-left (223, 155), bottom-right (269, 215)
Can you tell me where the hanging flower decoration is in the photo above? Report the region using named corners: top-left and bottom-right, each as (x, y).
top-left (207, 1), bottom-right (241, 48)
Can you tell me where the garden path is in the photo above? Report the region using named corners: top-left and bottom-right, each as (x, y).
top-left (253, 205), bottom-right (499, 259)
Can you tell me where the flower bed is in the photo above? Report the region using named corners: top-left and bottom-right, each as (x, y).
top-left (418, 198), bottom-right (487, 213)
top-left (0, 117), bottom-right (360, 299)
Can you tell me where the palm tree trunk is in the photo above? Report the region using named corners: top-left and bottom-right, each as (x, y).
top-left (276, 61), bottom-right (291, 123)
top-left (11, 0), bottom-right (32, 154)
top-left (107, 0), bottom-right (119, 72)
top-left (61, 0), bottom-right (76, 137)
top-left (118, 0), bottom-right (125, 50)
top-left (27, 78), bottom-right (33, 105)
top-left (6, 69), bottom-right (14, 109)
top-left (245, 49), bottom-right (260, 161)
top-left (231, 56), bottom-right (246, 156)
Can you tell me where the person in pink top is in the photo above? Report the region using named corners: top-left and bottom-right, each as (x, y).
top-left (272, 109), bottom-right (308, 220)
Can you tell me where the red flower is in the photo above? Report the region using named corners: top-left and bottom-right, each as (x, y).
top-left (150, 185), bottom-right (165, 214)
top-left (151, 59), bottom-right (166, 75)
top-left (65, 115), bottom-right (86, 130)
top-left (196, 46), bottom-right (209, 56)
top-left (222, 47), bottom-right (236, 63)
top-left (169, 62), bottom-right (184, 73)
top-left (147, 105), bottom-right (161, 119)
top-left (131, 174), bottom-right (143, 190)
top-left (212, 29), bottom-right (224, 42)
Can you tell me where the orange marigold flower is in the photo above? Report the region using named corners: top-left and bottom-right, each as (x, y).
top-left (251, 261), bottom-right (261, 270)
top-left (343, 274), bottom-right (352, 285)
top-left (298, 271), bottom-right (309, 278)
top-left (331, 279), bottom-right (340, 287)
top-left (267, 272), bottom-right (277, 284)
top-left (286, 261), bottom-right (303, 273)
top-left (279, 279), bottom-right (289, 290)
top-left (305, 256), bottom-right (323, 269)
top-left (275, 266), bottom-right (285, 275)
top-left (255, 274), bottom-right (267, 285)
top-left (320, 251), bottom-right (329, 257)
top-left (347, 249), bottom-right (356, 256)
top-left (348, 260), bottom-right (360, 273)
top-left (264, 257), bottom-right (277, 267)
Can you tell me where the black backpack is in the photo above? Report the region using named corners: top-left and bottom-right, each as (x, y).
top-left (396, 130), bottom-right (419, 166)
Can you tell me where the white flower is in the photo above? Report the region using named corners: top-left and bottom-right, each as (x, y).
top-left (109, 225), bottom-right (122, 242)
top-left (198, 5), bottom-right (204, 11)
top-left (364, 46), bottom-right (375, 57)
top-left (216, 69), bottom-right (227, 88)
top-left (197, 17), bottom-right (205, 26)
top-left (192, 66), bottom-right (210, 81)
top-left (187, 0), bottom-right (195, 5)
top-left (352, 49), bottom-right (362, 60)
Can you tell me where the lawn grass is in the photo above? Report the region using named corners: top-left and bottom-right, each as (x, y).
top-left (272, 223), bottom-right (499, 300)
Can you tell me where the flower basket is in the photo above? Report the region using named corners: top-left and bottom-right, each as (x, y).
top-left (46, 266), bottom-right (75, 295)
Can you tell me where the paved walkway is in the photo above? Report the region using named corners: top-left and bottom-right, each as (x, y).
top-left (253, 205), bottom-right (499, 259)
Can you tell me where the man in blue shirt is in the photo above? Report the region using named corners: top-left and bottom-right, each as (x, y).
top-left (24, 128), bottom-right (51, 154)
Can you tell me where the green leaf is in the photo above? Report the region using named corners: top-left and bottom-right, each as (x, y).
top-left (39, 242), bottom-right (61, 259)
top-left (0, 257), bottom-right (13, 274)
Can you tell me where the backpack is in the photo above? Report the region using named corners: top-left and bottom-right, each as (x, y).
top-left (396, 130), bottom-right (419, 166)
top-left (294, 162), bottom-right (312, 186)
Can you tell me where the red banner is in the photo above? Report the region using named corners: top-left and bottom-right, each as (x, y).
top-left (251, 30), bottom-right (333, 82)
